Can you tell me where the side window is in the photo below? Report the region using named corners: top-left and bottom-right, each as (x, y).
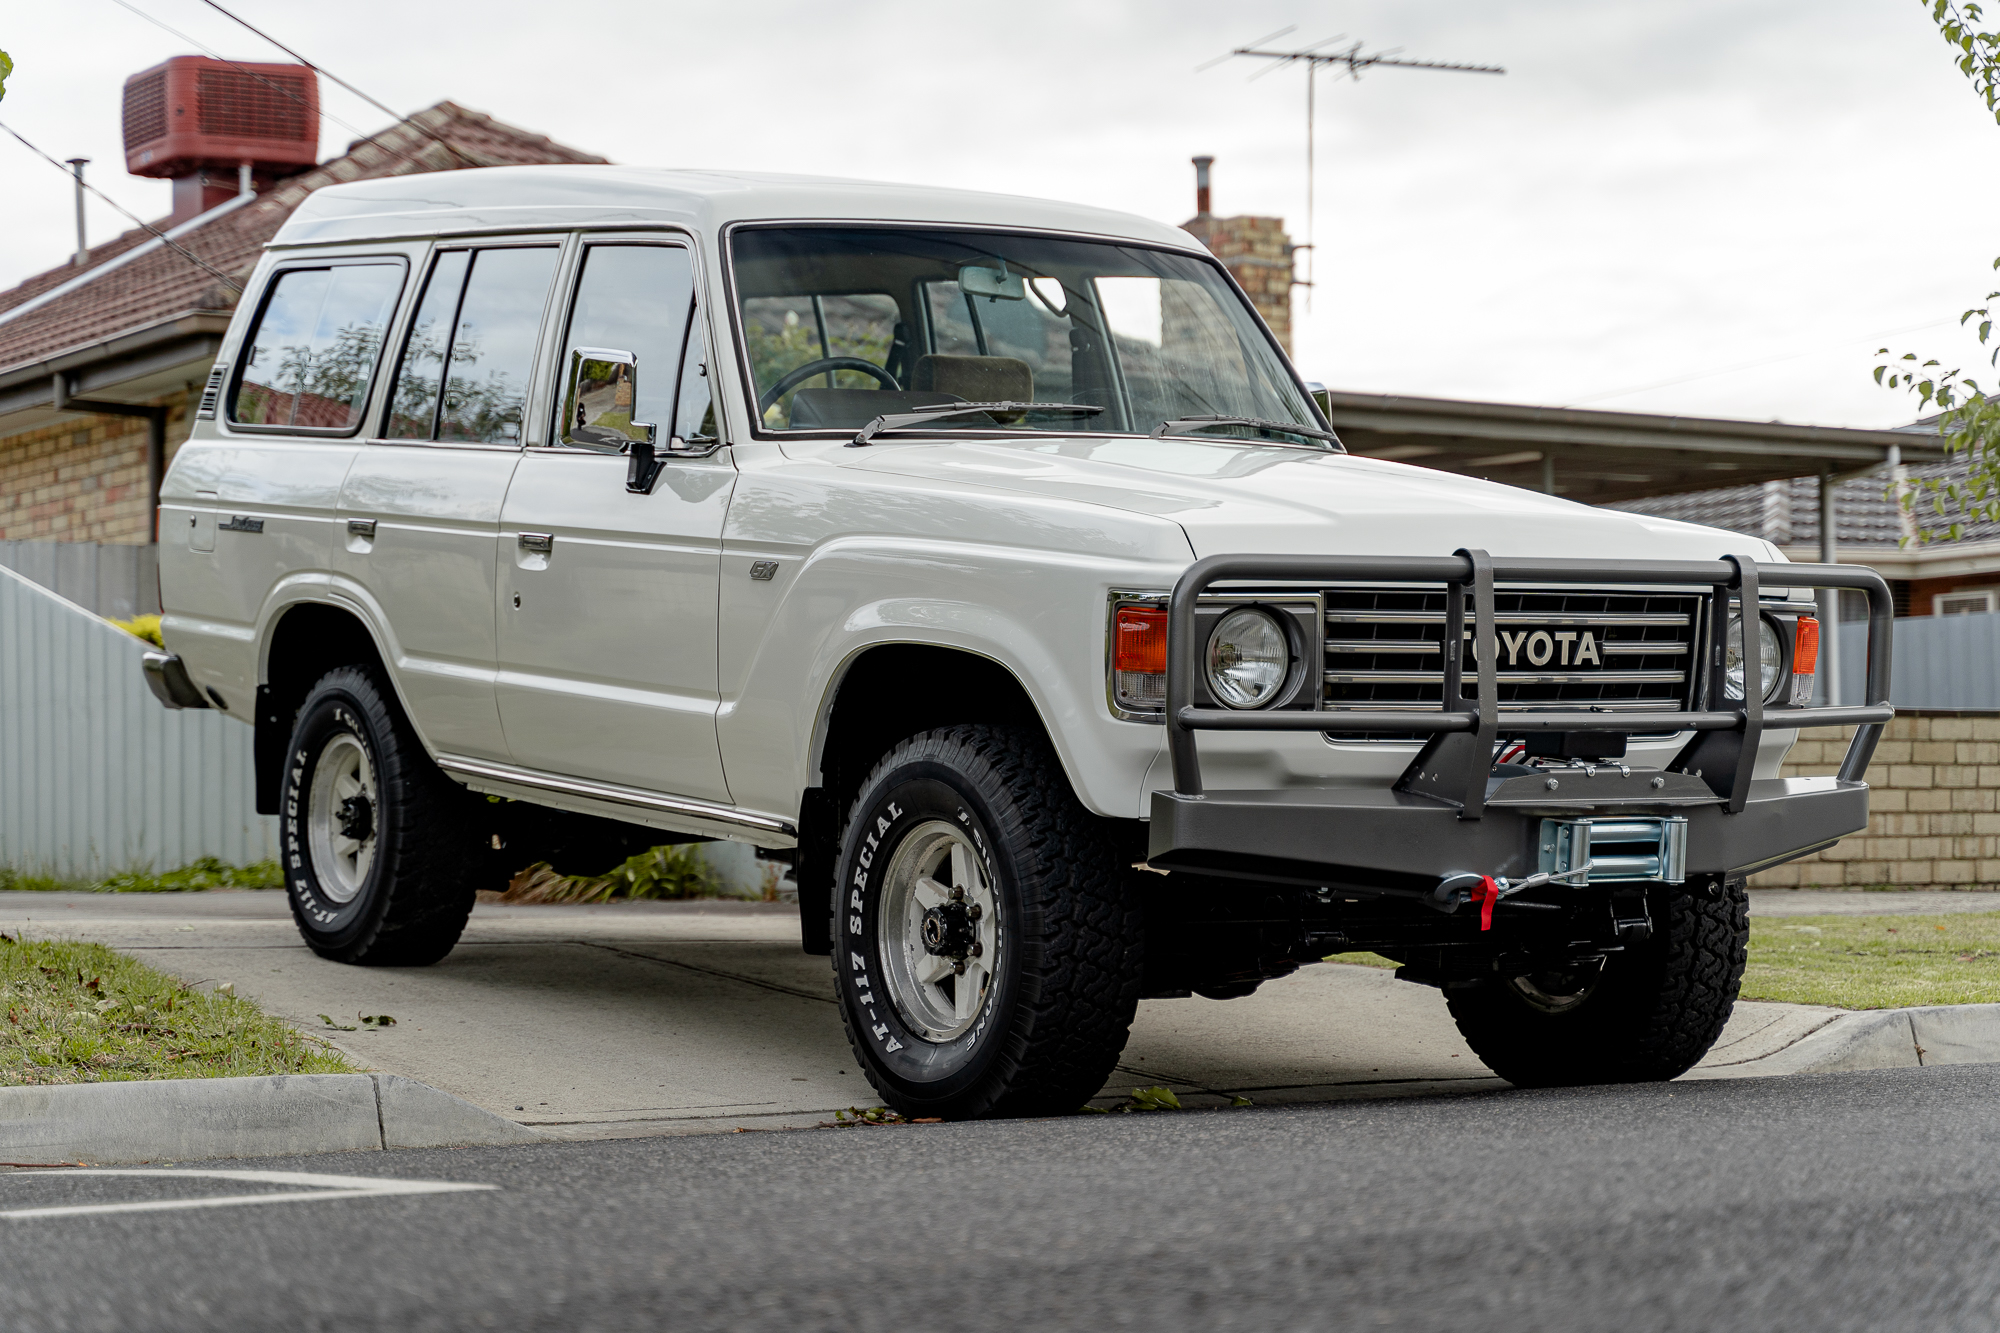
top-left (385, 250), bottom-right (468, 439)
top-left (556, 244), bottom-right (702, 449)
top-left (230, 261), bottom-right (404, 430)
top-left (384, 246), bottom-right (558, 444)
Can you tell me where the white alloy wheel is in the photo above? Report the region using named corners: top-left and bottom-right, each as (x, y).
top-left (307, 733), bottom-right (378, 904)
top-left (879, 820), bottom-right (1001, 1041)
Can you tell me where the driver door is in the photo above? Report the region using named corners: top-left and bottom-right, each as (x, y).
top-left (495, 237), bottom-right (735, 802)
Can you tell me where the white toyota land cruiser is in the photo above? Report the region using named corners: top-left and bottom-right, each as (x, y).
top-left (145, 166), bottom-right (1892, 1118)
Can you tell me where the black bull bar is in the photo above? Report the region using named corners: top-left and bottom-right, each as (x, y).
top-left (1146, 551), bottom-right (1894, 888)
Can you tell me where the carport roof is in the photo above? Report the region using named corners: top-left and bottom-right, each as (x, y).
top-left (1318, 389), bottom-right (1944, 505)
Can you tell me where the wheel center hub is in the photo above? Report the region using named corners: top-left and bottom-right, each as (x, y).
top-left (920, 902), bottom-right (974, 957)
top-left (336, 793), bottom-right (375, 843)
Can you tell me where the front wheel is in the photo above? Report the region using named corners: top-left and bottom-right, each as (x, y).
top-left (280, 666), bottom-right (477, 966)
top-left (1446, 876), bottom-right (1749, 1086)
top-left (832, 725), bottom-right (1144, 1119)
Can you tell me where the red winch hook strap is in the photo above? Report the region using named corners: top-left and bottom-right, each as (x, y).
top-left (1477, 876), bottom-right (1501, 931)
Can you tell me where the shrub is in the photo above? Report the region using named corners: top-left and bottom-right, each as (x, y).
top-left (499, 844), bottom-right (729, 903)
top-left (107, 613), bottom-right (164, 648)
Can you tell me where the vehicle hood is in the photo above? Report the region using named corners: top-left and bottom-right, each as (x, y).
top-left (842, 436), bottom-right (1780, 564)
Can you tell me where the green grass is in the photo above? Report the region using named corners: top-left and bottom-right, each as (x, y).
top-left (0, 936), bottom-right (353, 1085)
top-left (1742, 911), bottom-right (2000, 1009)
top-left (1327, 912), bottom-right (2000, 1009)
top-left (0, 857), bottom-right (283, 894)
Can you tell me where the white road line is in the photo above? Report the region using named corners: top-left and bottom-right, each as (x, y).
top-left (0, 1168), bottom-right (496, 1220)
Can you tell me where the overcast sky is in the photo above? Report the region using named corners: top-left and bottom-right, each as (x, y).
top-left (1, 0), bottom-right (1994, 428)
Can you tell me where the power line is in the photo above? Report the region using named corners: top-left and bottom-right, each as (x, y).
top-left (192, 0), bottom-right (473, 165)
top-left (105, 0), bottom-right (401, 163)
top-left (1203, 36), bottom-right (1504, 300)
top-left (0, 119), bottom-right (242, 293)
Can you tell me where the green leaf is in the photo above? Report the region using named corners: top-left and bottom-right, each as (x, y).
top-left (0, 50), bottom-right (11, 102)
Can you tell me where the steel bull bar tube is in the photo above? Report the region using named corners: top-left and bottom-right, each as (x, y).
top-left (1160, 548), bottom-right (1888, 892)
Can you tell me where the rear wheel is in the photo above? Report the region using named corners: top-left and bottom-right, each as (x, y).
top-left (1446, 876), bottom-right (1749, 1086)
top-left (832, 724), bottom-right (1144, 1119)
top-left (280, 666), bottom-right (477, 966)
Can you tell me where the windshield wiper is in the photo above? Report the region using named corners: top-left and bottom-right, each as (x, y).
top-left (1151, 415), bottom-right (1345, 452)
top-left (849, 401), bottom-right (1105, 447)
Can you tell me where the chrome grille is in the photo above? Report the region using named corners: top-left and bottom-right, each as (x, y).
top-left (1322, 588), bottom-right (1703, 736)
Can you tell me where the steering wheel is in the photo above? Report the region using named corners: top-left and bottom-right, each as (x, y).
top-left (759, 357), bottom-right (901, 412)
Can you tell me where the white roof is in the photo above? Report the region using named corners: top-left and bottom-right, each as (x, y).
top-left (273, 165), bottom-right (1201, 252)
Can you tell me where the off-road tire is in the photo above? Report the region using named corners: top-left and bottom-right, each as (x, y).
top-left (832, 724), bottom-right (1144, 1119)
top-left (280, 666), bottom-right (477, 966)
top-left (1445, 876), bottom-right (1749, 1086)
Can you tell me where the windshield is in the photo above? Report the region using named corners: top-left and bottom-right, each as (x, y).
top-left (730, 226), bottom-right (1318, 438)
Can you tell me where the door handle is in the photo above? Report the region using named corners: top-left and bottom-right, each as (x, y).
top-left (518, 532), bottom-right (554, 555)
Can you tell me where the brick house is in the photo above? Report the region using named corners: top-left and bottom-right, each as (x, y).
top-left (0, 96), bottom-right (604, 614)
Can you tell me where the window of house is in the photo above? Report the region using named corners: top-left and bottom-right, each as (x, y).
top-left (230, 261), bottom-right (405, 431)
top-left (1935, 589), bottom-right (1999, 615)
top-left (385, 246), bottom-right (559, 444)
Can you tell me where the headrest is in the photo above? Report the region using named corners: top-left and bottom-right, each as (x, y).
top-left (911, 355), bottom-right (1033, 404)
top-left (787, 388), bottom-right (960, 429)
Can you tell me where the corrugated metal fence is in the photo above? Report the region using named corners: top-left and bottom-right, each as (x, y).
top-left (1829, 609), bottom-right (2000, 710)
top-left (0, 563), bottom-right (273, 877)
top-left (0, 540), bottom-right (160, 620)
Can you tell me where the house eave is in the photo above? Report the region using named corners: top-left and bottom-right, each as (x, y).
top-left (0, 312), bottom-right (233, 437)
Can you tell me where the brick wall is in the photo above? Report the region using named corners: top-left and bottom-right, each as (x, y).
top-left (0, 389), bottom-right (193, 544)
top-left (1751, 711), bottom-right (2000, 889)
top-left (1182, 214), bottom-right (1294, 355)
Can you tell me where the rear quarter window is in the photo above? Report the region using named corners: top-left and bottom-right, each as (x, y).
top-left (230, 260), bottom-right (407, 432)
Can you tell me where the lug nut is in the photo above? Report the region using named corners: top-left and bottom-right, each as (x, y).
top-left (970, 942), bottom-right (983, 958)
top-left (968, 903), bottom-right (983, 921)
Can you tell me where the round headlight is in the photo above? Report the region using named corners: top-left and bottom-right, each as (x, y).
top-left (1724, 613), bottom-right (1783, 702)
top-left (1206, 607), bottom-right (1290, 708)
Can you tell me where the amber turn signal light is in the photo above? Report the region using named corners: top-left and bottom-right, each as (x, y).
top-left (1114, 607), bottom-right (1168, 675)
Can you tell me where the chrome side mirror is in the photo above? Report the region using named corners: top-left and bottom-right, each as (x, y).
top-left (563, 347), bottom-right (663, 494)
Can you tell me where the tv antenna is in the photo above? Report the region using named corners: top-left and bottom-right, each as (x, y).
top-left (1199, 28), bottom-right (1504, 297)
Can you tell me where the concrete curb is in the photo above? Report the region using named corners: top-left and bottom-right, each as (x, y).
top-left (0, 1073), bottom-right (545, 1165)
top-left (1688, 1002), bottom-right (2000, 1080)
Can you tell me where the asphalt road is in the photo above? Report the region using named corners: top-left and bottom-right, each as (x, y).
top-left (7, 1064), bottom-right (2000, 1332)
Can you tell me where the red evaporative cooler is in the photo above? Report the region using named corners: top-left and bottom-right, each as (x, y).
top-left (122, 55), bottom-right (320, 221)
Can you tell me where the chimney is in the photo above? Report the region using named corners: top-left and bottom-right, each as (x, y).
top-left (122, 56), bottom-right (320, 223)
top-left (1192, 155), bottom-right (1214, 217)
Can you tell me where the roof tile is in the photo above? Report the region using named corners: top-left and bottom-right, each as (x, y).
top-left (0, 102), bottom-right (605, 375)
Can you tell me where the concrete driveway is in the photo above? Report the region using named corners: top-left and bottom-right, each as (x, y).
top-left (4, 888), bottom-right (1991, 1136)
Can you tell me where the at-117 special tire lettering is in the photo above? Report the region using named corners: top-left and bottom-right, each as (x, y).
top-left (833, 724), bottom-right (1145, 1120)
top-left (279, 666), bottom-right (478, 967)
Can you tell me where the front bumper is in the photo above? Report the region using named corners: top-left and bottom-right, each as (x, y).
top-left (1149, 775), bottom-right (1868, 890)
top-left (1146, 549), bottom-right (1893, 896)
